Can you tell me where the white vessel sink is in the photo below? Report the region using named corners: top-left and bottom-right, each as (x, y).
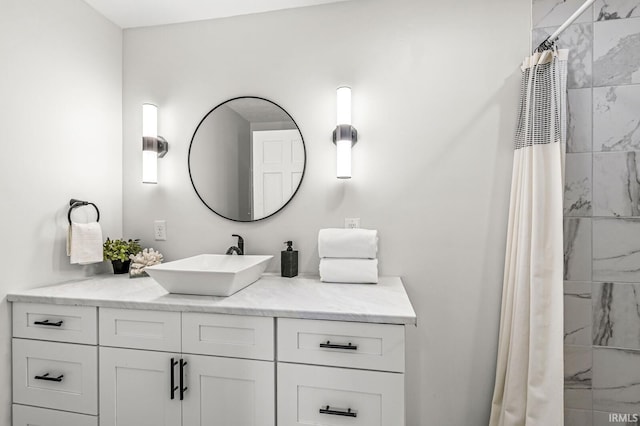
top-left (145, 254), bottom-right (273, 296)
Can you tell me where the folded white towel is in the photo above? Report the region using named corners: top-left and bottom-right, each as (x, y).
top-left (318, 228), bottom-right (378, 259)
top-left (67, 222), bottom-right (104, 265)
top-left (319, 258), bottom-right (378, 284)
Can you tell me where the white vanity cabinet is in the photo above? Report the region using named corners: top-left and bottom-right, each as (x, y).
top-left (12, 303), bottom-right (99, 426)
top-left (98, 308), bottom-right (275, 426)
top-left (277, 318), bottom-right (406, 426)
top-left (99, 347), bottom-right (181, 426)
top-left (181, 355), bottom-right (274, 426)
top-left (9, 275), bottom-right (416, 426)
top-left (100, 348), bottom-right (274, 426)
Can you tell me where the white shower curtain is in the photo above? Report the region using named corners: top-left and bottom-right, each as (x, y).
top-left (489, 49), bottom-right (568, 426)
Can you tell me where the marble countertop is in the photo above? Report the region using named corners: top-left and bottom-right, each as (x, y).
top-left (7, 274), bottom-right (417, 325)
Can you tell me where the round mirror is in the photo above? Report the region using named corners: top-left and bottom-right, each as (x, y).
top-left (188, 97), bottom-right (306, 222)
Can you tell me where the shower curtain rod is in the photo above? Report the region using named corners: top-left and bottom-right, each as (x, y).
top-left (535, 0), bottom-right (595, 52)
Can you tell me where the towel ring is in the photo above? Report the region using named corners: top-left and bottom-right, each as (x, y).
top-left (68, 199), bottom-right (100, 225)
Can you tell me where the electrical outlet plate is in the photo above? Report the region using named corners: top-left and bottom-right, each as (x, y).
top-left (344, 218), bottom-right (360, 229)
top-left (154, 220), bottom-right (167, 241)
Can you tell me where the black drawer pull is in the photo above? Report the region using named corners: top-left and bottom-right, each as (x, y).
top-left (34, 373), bottom-right (64, 382)
top-left (319, 341), bottom-right (358, 350)
top-left (179, 359), bottom-right (188, 400)
top-left (34, 320), bottom-right (64, 327)
top-left (319, 405), bottom-right (357, 417)
top-left (170, 358), bottom-right (179, 400)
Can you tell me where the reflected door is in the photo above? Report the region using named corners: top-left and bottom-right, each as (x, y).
top-left (252, 130), bottom-right (304, 219)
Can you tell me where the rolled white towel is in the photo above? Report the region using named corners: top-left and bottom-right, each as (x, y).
top-left (319, 258), bottom-right (378, 284)
top-left (318, 228), bottom-right (378, 259)
top-left (67, 222), bottom-right (104, 265)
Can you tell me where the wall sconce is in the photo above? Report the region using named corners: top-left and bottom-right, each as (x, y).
top-left (333, 86), bottom-right (358, 179)
top-left (142, 103), bottom-right (169, 184)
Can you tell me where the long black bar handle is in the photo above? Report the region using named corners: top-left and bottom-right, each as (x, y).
top-left (170, 358), bottom-right (179, 400)
top-left (34, 373), bottom-right (64, 382)
top-left (34, 320), bottom-right (64, 327)
top-left (319, 341), bottom-right (358, 351)
top-left (179, 359), bottom-right (188, 400)
top-left (319, 405), bottom-right (358, 417)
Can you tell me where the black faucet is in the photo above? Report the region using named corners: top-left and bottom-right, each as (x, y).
top-left (226, 234), bottom-right (244, 255)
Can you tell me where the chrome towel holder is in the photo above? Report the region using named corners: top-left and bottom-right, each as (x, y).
top-left (68, 198), bottom-right (100, 225)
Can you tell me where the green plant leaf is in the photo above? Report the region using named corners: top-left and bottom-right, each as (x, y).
top-left (103, 237), bottom-right (144, 261)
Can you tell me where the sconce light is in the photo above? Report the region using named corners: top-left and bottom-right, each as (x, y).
top-left (142, 103), bottom-right (169, 184)
top-left (333, 86), bottom-right (358, 179)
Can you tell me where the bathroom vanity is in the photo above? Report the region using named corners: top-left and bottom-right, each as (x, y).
top-left (8, 274), bottom-right (416, 426)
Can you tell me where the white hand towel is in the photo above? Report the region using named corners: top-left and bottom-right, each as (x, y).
top-left (67, 222), bottom-right (104, 265)
top-left (319, 258), bottom-right (378, 284)
top-left (318, 228), bottom-right (378, 259)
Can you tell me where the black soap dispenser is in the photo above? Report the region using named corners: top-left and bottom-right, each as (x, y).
top-left (281, 241), bottom-right (298, 278)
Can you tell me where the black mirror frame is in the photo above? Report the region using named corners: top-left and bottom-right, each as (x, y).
top-left (188, 96), bottom-right (307, 222)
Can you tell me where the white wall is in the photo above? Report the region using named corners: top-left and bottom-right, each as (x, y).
top-left (0, 0), bottom-right (122, 421)
top-left (123, 0), bottom-right (529, 423)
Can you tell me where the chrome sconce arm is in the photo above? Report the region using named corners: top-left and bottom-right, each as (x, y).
top-left (332, 124), bottom-right (358, 146)
top-left (142, 136), bottom-right (169, 158)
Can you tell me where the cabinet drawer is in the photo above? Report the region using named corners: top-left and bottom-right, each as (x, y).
top-left (12, 339), bottom-right (98, 415)
top-left (182, 313), bottom-right (274, 361)
top-left (277, 318), bottom-right (405, 372)
top-left (12, 303), bottom-right (97, 344)
top-left (13, 404), bottom-right (97, 426)
top-left (277, 363), bottom-right (404, 426)
top-left (99, 308), bottom-right (181, 352)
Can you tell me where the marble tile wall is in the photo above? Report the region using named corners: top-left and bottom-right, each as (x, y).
top-left (565, 153), bottom-right (593, 216)
top-left (532, 1), bottom-right (640, 423)
top-left (593, 282), bottom-right (640, 349)
top-left (565, 281), bottom-right (593, 345)
top-left (564, 218), bottom-right (592, 281)
top-left (568, 88), bottom-right (593, 153)
top-left (593, 348), bottom-right (640, 414)
top-left (565, 345), bottom-right (594, 410)
top-left (593, 151), bottom-right (640, 216)
top-left (593, 85), bottom-right (640, 151)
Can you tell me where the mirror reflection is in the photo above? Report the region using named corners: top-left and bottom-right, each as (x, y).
top-left (188, 97), bottom-right (306, 222)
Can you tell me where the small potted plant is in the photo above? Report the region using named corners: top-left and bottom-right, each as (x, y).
top-left (103, 238), bottom-right (142, 274)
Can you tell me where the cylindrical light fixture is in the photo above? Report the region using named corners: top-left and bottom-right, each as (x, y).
top-left (333, 86), bottom-right (358, 179)
top-left (336, 139), bottom-right (352, 178)
top-left (336, 86), bottom-right (352, 126)
top-left (142, 103), bottom-right (168, 184)
top-left (142, 104), bottom-right (158, 184)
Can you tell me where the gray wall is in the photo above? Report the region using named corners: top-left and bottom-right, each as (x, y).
top-left (0, 0), bottom-right (123, 422)
top-left (122, 0), bottom-right (529, 423)
top-left (189, 105), bottom-right (249, 219)
top-left (533, 1), bottom-right (640, 424)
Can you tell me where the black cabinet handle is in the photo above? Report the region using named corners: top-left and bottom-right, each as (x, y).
top-left (179, 359), bottom-right (188, 400)
top-left (34, 373), bottom-right (64, 382)
top-left (319, 405), bottom-right (357, 417)
top-left (34, 320), bottom-right (63, 327)
top-left (170, 358), bottom-right (179, 400)
top-left (319, 341), bottom-right (358, 350)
